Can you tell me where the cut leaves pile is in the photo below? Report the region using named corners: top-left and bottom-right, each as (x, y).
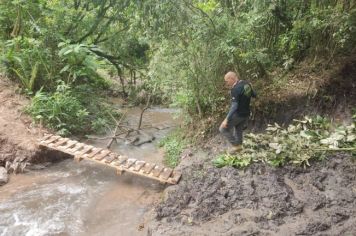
top-left (214, 116), bottom-right (355, 168)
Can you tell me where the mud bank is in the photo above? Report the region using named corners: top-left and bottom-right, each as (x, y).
top-left (148, 152), bottom-right (356, 236)
top-left (0, 138), bottom-right (38, 166)
top-left (0, 78), bottom-right (50, 182)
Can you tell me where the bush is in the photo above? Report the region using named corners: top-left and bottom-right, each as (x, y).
top-left (1, 37), bottom-right (54, 93)
top-left (27, 82), bottom-right (89, 136)
top-left (27, 82), bottom-right (118, 136)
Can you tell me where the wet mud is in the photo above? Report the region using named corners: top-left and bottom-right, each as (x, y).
top-left (149, 153), bottom-right (356, 235)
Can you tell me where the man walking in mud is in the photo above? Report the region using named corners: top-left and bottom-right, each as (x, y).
top-left (219, 71), bottom-right (256, 154)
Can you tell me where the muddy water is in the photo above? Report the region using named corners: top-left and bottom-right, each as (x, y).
top-left (0, 107), bottom-right (179, 236)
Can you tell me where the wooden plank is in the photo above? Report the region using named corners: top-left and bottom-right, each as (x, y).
top-left (94, 149), bottom-right (111, 161)
top-left (68, 143), bottom-right (85, 153)
top-left (52, 138), bottom-right (70, 147)
top-left (104, 153), bottom-right (118, 164)
top-left (159, 168), bottom-right (173, 180)
top-left (42, 134), bottom-right (53, 141)
top-left (74, 145), bottom-right (93, 162)
top-left (112, 155), bottom-right (128, 166)
top-left (132, 161), bottom-right (146, 172)
top-left (56, 140), bottom-right (74, 151)
top-left (47, 137), bottom-right (62, 147)
top-left (142, 163), bottom-right (156, 174)
top-left (151, 166), bottom-right (164, 177)
top-left (60, 140), bottom-right (78, 151)
top-left (42, 135), bottom-right (61, 144)
top-left (168, 171), bottom-right (182, 184)
top-left (85, 148), bottom-right (103, 159)
top-left (123, 158), bottom-right (137, 169)
top-left (74, 145), bottom-right (93, 157)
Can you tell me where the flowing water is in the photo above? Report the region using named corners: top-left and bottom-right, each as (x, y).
top-left (0, 106), bottom-right (179, 236)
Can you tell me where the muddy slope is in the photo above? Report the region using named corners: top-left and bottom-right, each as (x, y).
top-left (148, 153), bottom-right (356, 235)
top-left (0, 77), bottom-right (45, 165)
top-left (250, 57), bottom-right (356, 130)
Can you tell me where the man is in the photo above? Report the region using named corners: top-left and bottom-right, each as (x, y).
top-left (219, 71), bottom-right (256, 154)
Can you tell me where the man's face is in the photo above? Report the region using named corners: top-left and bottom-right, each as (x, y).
top-left (224, 77), bottom-right (236, 88)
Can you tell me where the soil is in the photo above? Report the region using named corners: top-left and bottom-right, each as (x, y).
top-left (147, 147), bottom-right (356, 235)
top-left (0, 77), bottom-right (46, 166)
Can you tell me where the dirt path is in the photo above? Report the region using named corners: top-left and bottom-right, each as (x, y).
top-left (147, 150), bottom-right (356, 236)
top-left (0, 77), bottom-right (45, 166)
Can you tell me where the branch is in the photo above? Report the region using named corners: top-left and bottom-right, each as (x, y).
top-left (106, 110), bottom-right (127, 149)
top-left (74, 0), bottom-right (81, 10)
top-left (137, 95), bottom-right (152, 130)
top-left (75, 0), bottom-right (112, 43)
top-left (182, 0), bottom-right (217, 33)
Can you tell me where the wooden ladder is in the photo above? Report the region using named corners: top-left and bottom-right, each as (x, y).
top-left (39, 134), bottom-right (181, 184)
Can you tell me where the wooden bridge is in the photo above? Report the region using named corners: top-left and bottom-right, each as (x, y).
top-left (39, 134), bottom-right (181, 185)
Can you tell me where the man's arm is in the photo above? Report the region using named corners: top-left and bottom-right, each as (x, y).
top-left (250, 83), bottom-right (257, 98)
top-left (226, 101), bottom-right (238, 122)
top-left (221, 85), bottom-right (240, 128)
top-left (252, 89), bottom-right (257, 98)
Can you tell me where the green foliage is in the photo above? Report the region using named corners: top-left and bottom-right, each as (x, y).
top-left (27, 82), bottom-right (118, 136)
top-left (213, 153), bottom-right (252, 168)
top-left (58, 42), bottom-right (103, 85)
top-left (0, 0), bottom-right (146, 92)
top-left (214, 116), bottom-right (356, 168)
top-left (1, 37), bottom-right (52, 93)
top-left (159, 130), bottom-right (186, 168)
top-left (0, 0), bottom-right (136, 134)
top-left (27, 82), bottom-right (89, 136)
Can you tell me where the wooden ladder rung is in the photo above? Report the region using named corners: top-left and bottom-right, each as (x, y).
top-left (52, 138), bottom-right (70, 148)
top-left (104, 153), bottom-right (118, 164)
top-left (123, 158), bottom-right (137, 169)
top-left (132, 161), bottom-right (146, 172)
top-left (159, 168), bottom-right (173, 180)
top-left (112, 156), bottom-right (128, 166)
top-left (62, 140), bottom-right (78, 150)
top-left (94, 150), bottom-right (111, 161)
top-left (86, 148), bottom-right (103, 159)
top-left (141, 163), bottom-right (156, 174)
top-left (168, 171), bottom-right (182, 184)
top-left (151, 166), bottom-right (164, 177)
top-left (42, 135), bottom-right (61, 144)
top-left (68, 143), bottom-right (85, 153)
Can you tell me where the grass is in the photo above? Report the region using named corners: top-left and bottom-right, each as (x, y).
top-left (159, 129), bottom-right (186, 168)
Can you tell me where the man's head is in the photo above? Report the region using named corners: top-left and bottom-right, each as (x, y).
top-left (224, 71), bottom-right (239, 88)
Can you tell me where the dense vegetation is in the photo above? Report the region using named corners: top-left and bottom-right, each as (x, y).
top-left (0, 0), bottom-right (355, 135)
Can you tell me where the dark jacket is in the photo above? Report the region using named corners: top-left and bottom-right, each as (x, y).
top-left (226, 80), bottom-right (256, 121)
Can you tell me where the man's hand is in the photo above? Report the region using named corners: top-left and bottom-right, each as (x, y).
top-left (220, 119), bottom-right (228, 129)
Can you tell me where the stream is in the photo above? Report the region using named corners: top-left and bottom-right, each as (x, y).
top-left (0, 106), bottom-right (179, 236)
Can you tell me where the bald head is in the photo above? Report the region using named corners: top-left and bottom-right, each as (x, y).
top-left (224, 71), bottom-right (240, 87)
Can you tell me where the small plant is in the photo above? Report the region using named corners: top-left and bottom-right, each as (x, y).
top-left (213, 153), bottom-right (252, 168)
top-left (159, 130), bottom-right (186, 168)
